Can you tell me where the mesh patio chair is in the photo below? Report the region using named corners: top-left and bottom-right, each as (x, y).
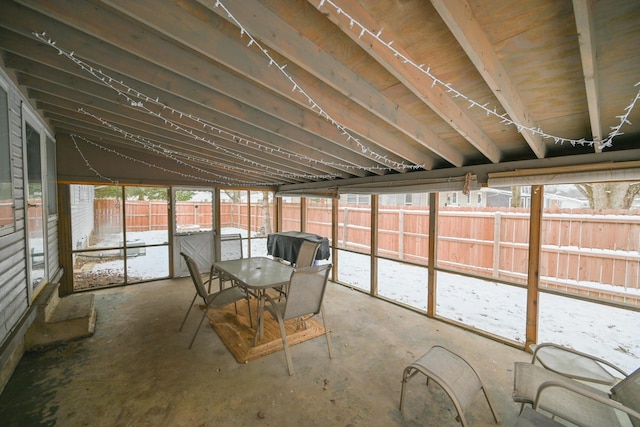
top-left (215, 233), bottom-right (243, 289)
top-left (611, 367), bottom-right (640, 427)
top-left (179, 252), bottom-right (252, 349)
top-left (273, 240), bottom-right (320, 299)
top-left (399, 345), bottom-right (499, 427)
top-left (513, 363), bottom-right (640, 427)
top-left (262, 264), bottom-right (333, 375)
top-left (530, 342), bottom-right (628, 385)
top-left (294, 240), bottom-right (320, 267)
top-left (534, 380), bottom-right (640, 426)
top-left (515, 342), bottom-right (634, 413)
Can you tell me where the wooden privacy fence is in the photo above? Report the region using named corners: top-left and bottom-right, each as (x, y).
top-left (307, 204), bottom-right (639, 305)
top-left (94, 199), bottom-right (269, 234)
top-left (94, 199), bottom-right (640, 304)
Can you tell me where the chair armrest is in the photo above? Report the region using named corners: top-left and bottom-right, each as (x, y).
top-left (534, 379), bottom-right (640, 426)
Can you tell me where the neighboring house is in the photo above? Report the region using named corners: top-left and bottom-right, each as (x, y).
top-left (70, 185), bottom-right (95, 250)
top-left (0, 68), bottom-right (61, 392)
top-left (483, 186), bottom-right (587, 209)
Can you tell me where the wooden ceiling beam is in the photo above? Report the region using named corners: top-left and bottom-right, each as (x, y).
top-left (6, 54), bottom-right (342, 179)
top-left (312, 0), bottom-right (503, 163)
top-left (102, 0), bottom-right (439, 170)
top-left (0, 3), bottom-right (391, 177)
top-left (9, 0), bottom-right (424, 173)
top-left (36, 97), bottom-right (312, 182)
top-left (197, 0), bottom-right (463, 167)
top-left (572, 0), bottom-right (602, 153)
top-left (430, 0), bottom-right (547, 159)
top-left (42, 106), bottom-right (297, 184)
top-left (0, 27), bottom-right (376, 178)
top-left (12, 64), bottom-right (345, 179)
top-left (52, 129), bottom-right (278, 186)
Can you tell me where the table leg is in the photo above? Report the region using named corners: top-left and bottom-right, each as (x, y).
top-left (252, 291), bottom-right (266, 346)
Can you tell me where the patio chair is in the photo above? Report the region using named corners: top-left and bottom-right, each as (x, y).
top-left (399, 345), bottom-right (499, 427)
top-left (272, 240), bottom-right (321, 299)
top-left (513, 363), bottom-right (640, 426)
top-left (262, 264), bottom-right (333, 375)
top-left (294, 240), bottom-right (320, 267)
top-left (216, 233), bottom-right (243, 289)
top-left (179, 252), bottom-right (252, 349)
top-left (513, 342), bottom-right (629, 415)
top-left (530, 342), bottom-right (628, 385)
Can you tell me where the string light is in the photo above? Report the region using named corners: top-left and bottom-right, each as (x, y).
top-left (71, 134), bottom-right (285, 186)
top-left (33, 32), bottom-right (402, 174)
top-left (76, 109), bottom-right (333, 183)
top-left (71, 135), bottom-right (119, 184)
top-left (314, 0), bottom-right (640, 150)
top-left (78, 108), bottom-right (268, 180)
top-left (208, 3), bottom-right (422, 170)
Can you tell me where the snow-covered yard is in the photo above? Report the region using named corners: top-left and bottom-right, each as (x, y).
top-left (79, 229), bottom-right (640, 373)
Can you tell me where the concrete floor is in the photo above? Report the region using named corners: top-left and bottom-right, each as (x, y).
top-left (0, 277), bottom-right (532, 426)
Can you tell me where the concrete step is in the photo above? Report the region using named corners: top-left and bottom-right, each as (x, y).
top-left (35, 280), bottom-right (62, 323)
top-left (26, 291), bottom-right (96, 350)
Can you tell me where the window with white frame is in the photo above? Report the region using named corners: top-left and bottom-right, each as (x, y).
top-left (46, 137), bottom-right (57, 216)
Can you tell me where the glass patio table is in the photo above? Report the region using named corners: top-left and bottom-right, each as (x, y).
top-left (212, 257), bottom-right (293, 345)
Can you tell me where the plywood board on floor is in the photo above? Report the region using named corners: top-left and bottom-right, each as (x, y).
top-left (206, 298), bottom-right (325, 364)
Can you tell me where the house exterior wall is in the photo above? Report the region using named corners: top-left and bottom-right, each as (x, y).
top-left (0, 66), bottom-right (60, 393)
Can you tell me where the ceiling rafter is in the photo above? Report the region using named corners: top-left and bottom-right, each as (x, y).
top-left (313, 0), bottom-right (503, 164)
top-left (572, 0), bottom-right (602, 153)
top-left (101, 0), bottom-right (437, 171)
top-left (0, 40), bottom-right (364, 181)
top-left (1, 0), bottom-right (638, 189)
top-left (7, 54), bottom-right (349, 179)
top-left (430, 0), bottom-right (546, 159)
top-left (200, 0), bottom-right (464, 167)
top-left (0, 11), bottom-right (386, 178)
top-left (16, 0), bottom-right (402, 172)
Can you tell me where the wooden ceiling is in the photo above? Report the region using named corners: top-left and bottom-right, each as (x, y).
top-left (1, 0), bottom-right (639, 191)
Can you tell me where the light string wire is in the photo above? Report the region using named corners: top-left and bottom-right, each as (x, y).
top-left (315, 0), bottom-right (640, 150)
top-left (77, 108), bottom-right (332, 182)
top-left (72, 135), bottom-right (119, 184)
top-left (73, 133), bottom-right (320, 185)
top-left (77, 108), bottom-right (273, 185)
top-left (33, 32), bottom-right (396, 175)
top-left (31, 31), bottom-right (341, 178)
top-left (211, 1), bottom-right (422, 170)
top-left (72, 134), bottom-right (222, 184)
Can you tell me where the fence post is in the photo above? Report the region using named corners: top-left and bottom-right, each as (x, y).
top-left (399, 210), bottom-right (405, 260)
top-left (342, 207), bottom-right (349, 247)
top-left (493, 212), bottom-right (501, 278)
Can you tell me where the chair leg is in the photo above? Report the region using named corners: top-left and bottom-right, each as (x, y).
top-left (481, 385), bottom-right (500, 423)
top-left (320, 305), bottom-right (333, 359)
top-left (399, 366), bottom-right (412, 411)
top-left (179, 293), bottom-right (198, 332)
top-left (275, 312), bottom-right (294, 375)
top-left (188, 306), bottom-right (210, 349)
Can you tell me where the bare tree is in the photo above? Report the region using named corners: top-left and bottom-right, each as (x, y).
top-left (575, 182), bottom-right (640, 209)
top-left (511, 186), bottom-right (522, 208)
top-left (262, 191), bottom-right (272, 235)
top-left (222, 190), bottom-right (243, 227)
